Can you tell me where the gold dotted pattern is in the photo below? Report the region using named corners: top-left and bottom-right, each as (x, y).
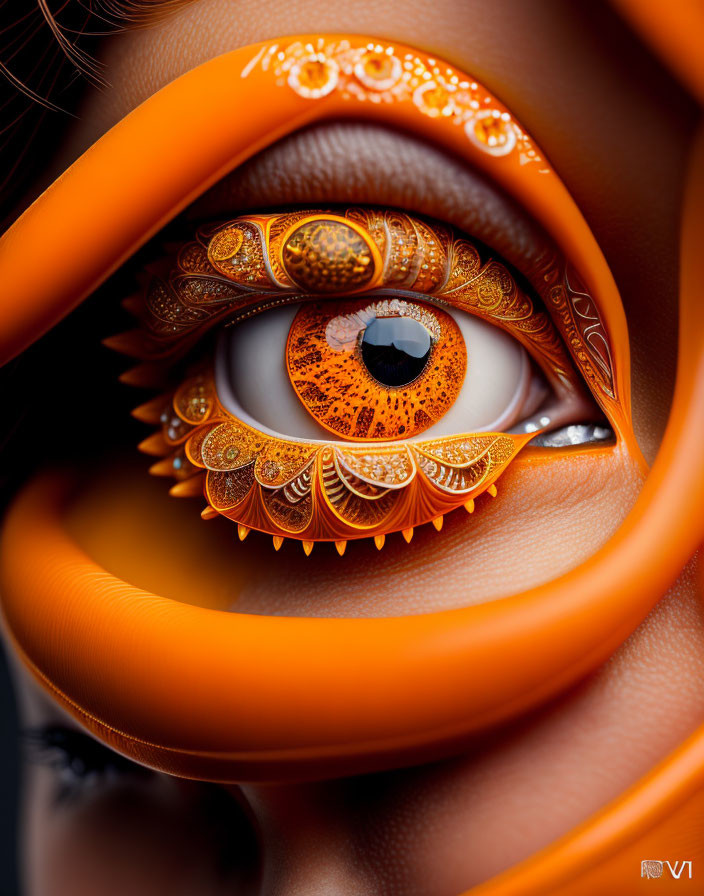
top-left (265, 209), bottom-right (325, 287)
top-left (255, 442), bottom-right (317, 489)
top-left (281, 218), bottom-right (380, 294)
top-left (208, 228), bottom-right (244, 262)
top-left (173, 374), bottom-right (216, 425)
top-left (354, 50), bottom-right (402, 91)
top-left (140, 371), bottom-right (533, 541)
top-left (286, 299), bottom-right (467, 441)
top-left (177, 242), bottom-right (213, 275)
top-left (201, 422), bottom-right (265, 471)
top-left (416, 434), bottom-right (498, 466)
top-left (207, 222), bottom-right (270, 288)
top-left (466, 112), bottom-right (516, 157)
top-left (207, 465), bottom-right (255, 511)
top-left (238, 38), bottom-right (546, 168)
top-left (288, 56), bottom-right (339, 98)
top-left (335, 445), bottom-right (415, 488)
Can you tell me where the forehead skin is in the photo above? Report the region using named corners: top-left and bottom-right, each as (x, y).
top-left (61, 0), bottom-right (697, 462)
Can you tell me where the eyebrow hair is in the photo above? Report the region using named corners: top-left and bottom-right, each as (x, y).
top-left (0, 0), bottom-right (185, 217)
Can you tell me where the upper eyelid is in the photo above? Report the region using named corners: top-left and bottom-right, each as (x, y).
top-left (185, 121), bottom-right (559, 298)
top-left (130, 209), bottom-right (578, 399)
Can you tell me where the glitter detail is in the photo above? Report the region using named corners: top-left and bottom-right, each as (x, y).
top-left (208, 228), bottom-right (244, 262)
top-left (354, 50), bottom-right (402, 91)
top-left (206, 220), bottom-right (270, 288)
top-left (173, 374), bottom-right (215, 424)
top-left (288, 53), bottom-right (339, 99)
top-left (335, 445), bottom-right (416, 488)
top-left (136, 369), bottom-right (532, 543)
top-left (238, 38), bottom-right (545, 166)
top-left (465, 111), bottom-right (517, 157)
top-left (255, 442), bottom-right (317, 489)
top-left (281, 216), bottom-right (382, 293)
top-left (117, 207), bottom-right (590, 402)
top-left (413, 81), bottom-right (456, 118)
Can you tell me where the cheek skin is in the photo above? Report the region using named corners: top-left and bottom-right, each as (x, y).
top-left (14, 675), bottom-right (249, 896)
top-left (234, 449), bottom-right (644, 616)
top-left (63, 449), bottom-right (642, 617)
top-left (233, 559), bottom-right (704, 896)
top-left (359, 557), bottom-right (704, 893)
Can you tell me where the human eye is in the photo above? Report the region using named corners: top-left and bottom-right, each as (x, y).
top-left (107, 204), bottom-right (618, 554)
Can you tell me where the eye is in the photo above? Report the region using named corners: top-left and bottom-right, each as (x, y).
top-left (217, 299), bottom-right (540, 441)
top-left (111, 207), bottom-right (612, 553)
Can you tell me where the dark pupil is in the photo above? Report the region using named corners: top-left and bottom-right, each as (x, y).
top-left (361, 316), bottom-right (432, 387)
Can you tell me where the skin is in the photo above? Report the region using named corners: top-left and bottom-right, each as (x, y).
top-left (3, 0), bottom-right (703, 893)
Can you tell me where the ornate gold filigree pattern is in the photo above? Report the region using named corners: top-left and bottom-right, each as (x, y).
top-left (140, 370), bottom-right (532, 549)
top-left (113, 208), bottom-right (590, 401)
top-left (546, 262), bottom-right (616, 401)
top-left (105, 206), bottom-right (620, 550)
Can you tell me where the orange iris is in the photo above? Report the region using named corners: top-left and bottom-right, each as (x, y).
top-left (286, 298), bottom-right (467, 441)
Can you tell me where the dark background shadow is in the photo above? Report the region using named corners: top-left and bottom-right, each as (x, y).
top-left (0, 644), bottom-right (20, 896)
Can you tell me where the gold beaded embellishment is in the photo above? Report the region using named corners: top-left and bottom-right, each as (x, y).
top-left (239, 38), bottom-right (545, 170)
top-left (136, 370), bottom-right (532, 551)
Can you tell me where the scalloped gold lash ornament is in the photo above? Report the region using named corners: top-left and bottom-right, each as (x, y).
top-left (136, 371), bottom-right (532, 552)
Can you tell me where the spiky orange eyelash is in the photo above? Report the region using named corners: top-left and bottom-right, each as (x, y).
top-left (135, 369), bottom-right (531, 553)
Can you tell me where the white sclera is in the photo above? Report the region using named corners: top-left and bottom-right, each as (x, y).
top-left (215, 303), bottom-right (531, 442)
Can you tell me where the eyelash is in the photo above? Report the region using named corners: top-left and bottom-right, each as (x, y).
top-left (23, 725), bottom-right (152, 801)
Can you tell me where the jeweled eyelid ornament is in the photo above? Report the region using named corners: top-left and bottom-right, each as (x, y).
top-left (0, 36), bottom-right (702, 805)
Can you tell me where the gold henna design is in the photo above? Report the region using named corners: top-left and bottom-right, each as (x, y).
top-left (111, 208), bottom-right (600, 399)
top-left (136, 370), bottom-right (532, 550)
